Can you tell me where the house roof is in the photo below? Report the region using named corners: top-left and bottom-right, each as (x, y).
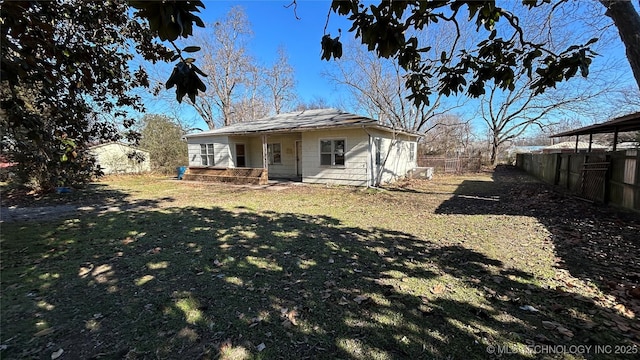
top-left (550, 111), bottom-right (640, 137)
top-left (544, 141), bottom-right (607, 150)
top-left (183, 108), bottom-right (421, 138)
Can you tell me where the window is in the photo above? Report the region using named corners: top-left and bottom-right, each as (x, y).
top-left (267, 143), bottom-right (281, 165)
top-left (200, 144), bottom-right (214, 166)
top-left (320, 139), bottom-right (345, 166)
top-left (375, 138), bottom-right (382, 165)
top-left (409, 142), bottom-right (415, 161)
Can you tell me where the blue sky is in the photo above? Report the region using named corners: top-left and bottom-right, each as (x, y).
top-left (197, 0), bottom-right (353, 103)
top-left (143, 0), bottom-right (357, 129)
top-left (140, 1), bottom-right (638, 135)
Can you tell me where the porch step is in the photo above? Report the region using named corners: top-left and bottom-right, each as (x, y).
top-left (182, 167), bottom-right (268, 185)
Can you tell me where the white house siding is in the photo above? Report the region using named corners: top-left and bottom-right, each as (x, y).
top-left (301, 128), bottom-right (370, 186)
top-left (185, 126), bottom-right (417, 186)
top-left (90, 143), bottom-right (151, 174)
top-left (369, 130), bottom-right (418, 185)
top-left (262, 134), bottom-right (300, 178)
top-left (186, 135), bottom-right (231, 167)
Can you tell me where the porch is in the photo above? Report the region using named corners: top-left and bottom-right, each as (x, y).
top-left (182, 167), bottom-right (269, 185)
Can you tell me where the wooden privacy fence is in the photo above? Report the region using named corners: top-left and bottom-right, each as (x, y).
top-left (516, 150), bottom-right (640, 211)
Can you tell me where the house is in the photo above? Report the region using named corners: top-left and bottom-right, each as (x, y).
top-left (89, 142), bottom-right (151, 174)
top-left (542, 141), bottom-right (607, 154)
top-left (182, 109), bottom-right (421, 186)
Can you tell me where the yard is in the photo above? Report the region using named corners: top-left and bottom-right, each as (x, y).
top-left (1, 167), bottom-right (639, 359)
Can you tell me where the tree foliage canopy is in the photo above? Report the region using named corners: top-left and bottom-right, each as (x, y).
top-left (138, 114), bottom-right (187, 173)
top-left (0, 0), bottom-right (204, 190)
top-left (321, 0), bottom-right (603, 108)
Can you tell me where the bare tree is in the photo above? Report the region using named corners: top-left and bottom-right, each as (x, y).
top-left (293, 96), bottom-right (334, 111)
top-left (422, 114), bottom-right (474, 156)
top-left (264, 47), bottom-right (297, 114)
top-left (188, 6), bottom-right (254, 128)
top-left (478, 4), bottom-right (621, 165)
top-left (228, 62), bottom-right (270, 123)
top-left (171, 7), bottom-right (298, 127)
top-left (324, 41), bottom-right (462, 133)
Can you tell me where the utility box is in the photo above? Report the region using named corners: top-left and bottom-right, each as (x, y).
top-left (409, 167), bottom-right (434, 180)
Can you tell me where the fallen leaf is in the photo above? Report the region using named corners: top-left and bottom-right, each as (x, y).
top-left (542, 321), bottom-right (557, 330)
top-left (556, 326), bottom-right (574, 338)
top-left (338, 297), bottom-right (349, 305)
top-left (256, 343), bottom-right (266, 352)
top-left (353, 295), bottom-right (369, 304)
top-left (51, 349), bottom-right (64, 359)
top-left (431, 284), bottom-right (445, 295)
top-left (520, 305), bottom-right (540, 312)
top-left (287, 310), bottom-right (298, 326)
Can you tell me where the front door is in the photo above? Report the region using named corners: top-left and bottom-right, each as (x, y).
top-left (235, 144), bottom-right (246, 167)
top-left (295, 140), bottom-right (302, 177)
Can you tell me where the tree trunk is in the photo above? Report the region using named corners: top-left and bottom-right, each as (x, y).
top-left (490, 140), bottom-right (499, 166)
top-left (600, 1), bottom-right (640, 89)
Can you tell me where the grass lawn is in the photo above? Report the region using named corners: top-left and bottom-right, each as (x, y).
top-left (1, 167), bottom-right (639, 359)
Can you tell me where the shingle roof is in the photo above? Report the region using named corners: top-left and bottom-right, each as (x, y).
top-left (184, 108), bottom-right (419, 138)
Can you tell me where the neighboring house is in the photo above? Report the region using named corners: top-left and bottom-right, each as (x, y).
top-left (89, 142), bottom-right (151, 174)
top-left (512, 146), bottom-right (545, 154)
top-left (182, 109), bottom-right (421, 186)
top-left (542, 141), bottom-right (607, 154)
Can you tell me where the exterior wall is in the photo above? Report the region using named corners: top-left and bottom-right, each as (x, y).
top-left (262, 133), bottom-right (301, 178)
top-left (369, 130), bottom-right (418, 185)
top-left (91, 143), bottom-right (150, 174)
top-left (245, 136), bottom-right (263, 168)
top-left (301, 128), bottom-right (370, 186)
top-left (186, 128), bottom-right (418, 186)
top-left (186, 135), bottom-right (231, 167)
top-left (186, 134), bottom-right (301, 178)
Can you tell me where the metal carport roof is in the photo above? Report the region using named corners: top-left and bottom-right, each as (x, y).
top-left (550, 112), bottom-right (640, 137)
top-left (550, 112), bottom-right (640, 151)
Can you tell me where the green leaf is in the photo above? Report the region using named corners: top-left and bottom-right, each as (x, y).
top-left (182, 46), bottom-right (201, 53)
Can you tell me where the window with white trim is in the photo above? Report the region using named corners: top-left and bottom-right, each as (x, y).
top-left (320, 139), bottom-right (345, 166)
top-left (409, 142), bottom-right (415, 161)
top-left (374, 138), bottom-right (382, 165)
top-left (267, 143), bottom-right (281, 165)
top-left (200, 144), bottom-right (214, 166)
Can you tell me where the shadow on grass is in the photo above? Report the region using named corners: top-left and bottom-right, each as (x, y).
top-left (435, 165), bottom-right (640, 351)
top-left (1, 169), bottom-right (638, 359)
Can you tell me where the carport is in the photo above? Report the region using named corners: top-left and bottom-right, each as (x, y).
top-left (550, 112), bottom-right (640, 151)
